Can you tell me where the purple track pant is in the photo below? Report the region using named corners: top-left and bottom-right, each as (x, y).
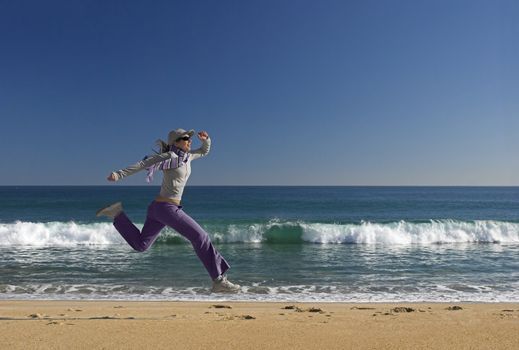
top-left (113, 200), bottom-right (230, 280)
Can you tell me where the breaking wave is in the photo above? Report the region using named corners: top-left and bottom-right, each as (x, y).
top-left (1, 219), bottom-right (519, 246)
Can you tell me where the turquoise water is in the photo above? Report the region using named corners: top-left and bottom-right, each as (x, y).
top-left (1, 186), bottom-right (519, 301)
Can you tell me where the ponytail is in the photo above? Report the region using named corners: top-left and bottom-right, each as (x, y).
top-left (154, 139), bottom-right (170, 154)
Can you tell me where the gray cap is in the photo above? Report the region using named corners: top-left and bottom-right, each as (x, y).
top-left (168, 128), bottom-right (195, 145)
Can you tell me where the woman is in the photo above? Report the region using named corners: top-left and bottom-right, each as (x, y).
top-left (96, 128), bottom-right (240, 293)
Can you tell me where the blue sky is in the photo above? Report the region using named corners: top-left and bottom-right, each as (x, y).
top-left (1, 0), bottom-right (517, 185)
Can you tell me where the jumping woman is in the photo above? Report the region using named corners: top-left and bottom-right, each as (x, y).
top-left (96, 128), bottom-right (240, 293)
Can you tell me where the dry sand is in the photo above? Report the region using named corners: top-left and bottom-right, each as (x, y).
top-left (1, 301), bottom-right (518, 349)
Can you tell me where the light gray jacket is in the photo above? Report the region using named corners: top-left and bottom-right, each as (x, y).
top-left (113, 138), bottom-right (211, 201)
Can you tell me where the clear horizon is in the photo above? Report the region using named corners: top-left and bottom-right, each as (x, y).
top-left (1, 185), bottom-right (519, 188)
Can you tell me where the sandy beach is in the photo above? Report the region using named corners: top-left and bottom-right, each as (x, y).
top-left (0, 301), bottom-right (518, 349)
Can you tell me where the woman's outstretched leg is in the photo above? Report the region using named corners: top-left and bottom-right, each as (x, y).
top-left (111, 202), bottom-right (165, 252)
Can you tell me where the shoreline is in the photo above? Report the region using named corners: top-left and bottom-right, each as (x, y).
top-left (1, 301), bottom-right (518, 349)
top-left (2, 298), bottom-right (519, 303)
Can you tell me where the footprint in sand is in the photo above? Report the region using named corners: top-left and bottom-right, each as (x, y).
top-left (221, 314), bottom-right (256, 321)
top-left (391, 307), bottom-right (415, 313)
top-left (446, 306), bottom-right (463, 311)
top-left (307, 307), bottom-right (324, 313)
top-left (239, 315), bottom-right (255, 320)
top-left (210, 304), bottom-right (232, 309)
top-left (282, 306), bottom-right (325, 314)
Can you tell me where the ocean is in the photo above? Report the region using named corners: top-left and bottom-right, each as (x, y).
top-left (1, 186), bottom-right (518, 302)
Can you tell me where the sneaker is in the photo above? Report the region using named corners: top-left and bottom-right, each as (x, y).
top-left (96, 202), bottom-right (123, 219)
top-left (211, 275), bottom-right (241, 293)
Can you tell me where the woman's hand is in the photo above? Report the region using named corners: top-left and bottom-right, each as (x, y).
top-left (197, 131), bottom-right (209, 141)
top-left (107, 172), bottom-right (118, 182)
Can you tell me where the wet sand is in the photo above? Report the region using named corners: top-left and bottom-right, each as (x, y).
top-left (1, 301), bottom-right (518, 349)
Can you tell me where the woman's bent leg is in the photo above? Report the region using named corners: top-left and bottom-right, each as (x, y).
top-left (113, 203), bottom-right (165, 252)
top-left (155, 202), bottom-right (230, 280)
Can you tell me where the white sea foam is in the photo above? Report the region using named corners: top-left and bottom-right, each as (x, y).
top-left (1, 220), bottom-right (518, 246)
top-left (299, 220), bottom-right (519, 244)
top-left (0, 221), bottom-right (123, 246)
top-left (215, 219), bottom-right (519, 244)
top-left (2, 282), bottom-right (519, 302)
